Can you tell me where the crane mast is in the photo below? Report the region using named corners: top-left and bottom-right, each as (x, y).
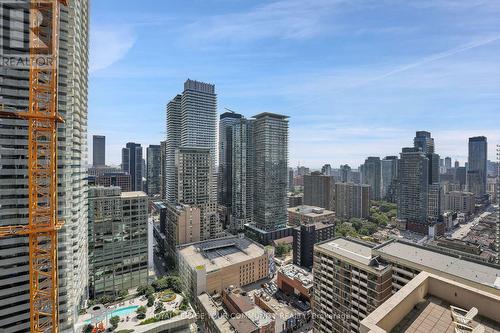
top-left (0, 0), bottom-right (68, 332)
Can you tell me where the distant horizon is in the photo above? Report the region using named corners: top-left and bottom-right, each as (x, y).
top-left (89, 127), bottom-right (496, 170)
top-left (88, 1), bottom-right (500, 168)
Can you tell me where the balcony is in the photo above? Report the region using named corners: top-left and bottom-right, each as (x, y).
top-left (360, 272), bottom-right (500, 333)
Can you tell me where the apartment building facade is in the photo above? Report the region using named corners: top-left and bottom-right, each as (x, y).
top-left (88, 187), bottom-right (149, 298)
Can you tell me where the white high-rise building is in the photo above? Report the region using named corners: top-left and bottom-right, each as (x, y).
top-left (181, 80), bottom-right (217, 163)
top-left (165, 95), bottom-right (182, 204)
top-left (0, 1), bottom-right (89, 332)
top-left (165, 80), bottom-right (223, 241)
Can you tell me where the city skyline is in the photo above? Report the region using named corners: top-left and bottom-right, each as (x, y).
top-left (88, 0), bottom-right (500, 167)
top-left (92, 125), bottom-right (495, 169)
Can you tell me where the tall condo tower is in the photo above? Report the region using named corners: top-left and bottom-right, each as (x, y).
top-left (165, 80), bottom-right (223, 241)
top-left (362, 157), bottom-right (382, 200)
top-left (253, 113), bottom-right (289, 232)
top-left (166, 95), bottom-right (182, 204)
top-left (93, 135), bottom-right (106, 166)
top-left (218, 111), bottom-right (243, 209)
top-left (230, 118), bottom-right (255, 231)
top-left (0, 1), bottom-right (90, 331)
top-left (467, 136), bottom-right (488, 199)
top-left (122, 142), bottom-right (143, 191)
top-left (398, 147), bottom-right (429, 234)
top-left (146, 144), bottom-right (162, 196)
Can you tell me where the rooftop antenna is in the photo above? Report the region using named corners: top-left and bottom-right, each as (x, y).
top-left (224, 107), bottom-right (237, 113)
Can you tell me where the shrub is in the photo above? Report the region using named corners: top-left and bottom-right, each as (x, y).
top-left (136, 306), bottom-right (147, 320)
top-left (147, 294), bottom-right (155, 307)
top-left (154, 302), bottom-right (165, 314)
top-left (137, 285), bottom-right (154, 297)
top-left (179, 297), bottom-right (189, 311)
top-left (118, 289), bottom-right (128, 299)
top-left (97, 295), bottom-right (115, 305)
top-left (139, 310), bottom-right (180, 325)
top-left (109, 316), bottom-right (120, 330)
top-left (151, 276), bottom-right (182, 293)
top-left (83, 324), bottom-right (94, 333)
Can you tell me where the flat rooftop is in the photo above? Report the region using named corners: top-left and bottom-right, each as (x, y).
top-left (121, 191), bottom-right (147, 198)
top-left (316, 237), bottom-right (375, 266)
top-left (178, 236), bottom-right (266, 273)
top-left (245, 307), bottom-right (273, 328)
top-left (197, 293), bottom-right (233, 332)
top-left (374, 241), bottom-right (500, 290)
top-left (288, 205), bottom-right (334, 217)
top-left (253, 112), bottom-right (289, 119)
top-left (229, 316), bottom-right (258, 333)
top-left (279, 264), bottom-right (313, 288)
top-left (152, 200), bottom-right (167, 209)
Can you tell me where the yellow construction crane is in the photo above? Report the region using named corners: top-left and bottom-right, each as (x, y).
top-left (0, 0), bottom-right (68, 332)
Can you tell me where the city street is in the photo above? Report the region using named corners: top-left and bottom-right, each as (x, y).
top-left (449, 207), bottom-right (495, 240)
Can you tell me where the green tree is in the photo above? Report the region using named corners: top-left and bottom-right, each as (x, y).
top-left (154, 301), bottom-right (165, 314)
top-left (109, 316), bottom-right (120, 330)
top-left (136, 306), bottom-right (147, 319)
top-left (136, 285), bottom-right (149, 295)
top-left (98, 295), bottom-right (114, 304)
top-left (179, 297), bottom-right (189, 311)
top-left (152, 278), bottom-right (168, 292)
top-left (379, 201), bottom-right (396, 213)
top-left (118, 289), bottom-right (128, 299)
top-left (335, 222), bottom-right (358, 237)
top-left (359, 227), bottom-right (369, 236)
top-left (166, 276), bottom-right (183, 293)
top-left (372, 212), bottom-right (389, 226)
top-left (366, 222), bottom-right (378, 235)
top-left (275, 243), bottom-right (291, 257)
top-left (349, 218), bottom-right (364, 231)
top-left (151, 276), bottom-right (183, 293)
top-left (83, 324), bottom-right (94, 333)
top-left (147, 294), bottom-right (155, 307)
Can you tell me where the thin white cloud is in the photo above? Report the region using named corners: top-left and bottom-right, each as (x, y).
top-left (184, 0), bottom-right (345, 43)
top-left (90, 25), bottom-right (136, 73)
top-left (350, 36), bottom-right (500, 88)
top-left (411, 0), bottom-right (500, 11)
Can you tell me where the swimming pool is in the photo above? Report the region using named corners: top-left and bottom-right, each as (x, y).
top-left (85, 305), bottom-right (139, 323)
top-left (110, 305), bottom-right (139, 317)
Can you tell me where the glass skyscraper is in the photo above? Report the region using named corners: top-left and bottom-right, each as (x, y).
top-left (146, 144), bottom-right (162, 196)
top-left (253, 113), bottom-right (289, 231)
top-left (93, 135), bottom-right (106, 167)
top-left (218, 111), bottom-right (243, 209)
top-left (122, 142), bottom-right (143, 191)
top-left (230, 118), bottom-right (255, 231)
top-left (467, 136), bottom-right (488, 198)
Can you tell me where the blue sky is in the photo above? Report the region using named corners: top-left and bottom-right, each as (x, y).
top-left (88, 0), bottom-right (500, 168)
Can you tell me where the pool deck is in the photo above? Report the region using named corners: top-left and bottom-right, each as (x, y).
top-left (77, 293), bottom-right (195, 332)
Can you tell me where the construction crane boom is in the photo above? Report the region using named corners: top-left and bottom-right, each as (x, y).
top-left (0, 1), bottom-right (68, 332)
